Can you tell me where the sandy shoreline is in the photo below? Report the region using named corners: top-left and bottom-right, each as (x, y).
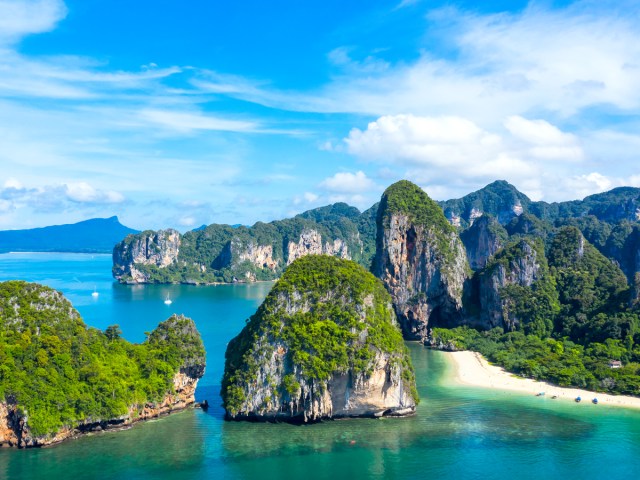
top-left (445, 350), bottom-right (640, 410)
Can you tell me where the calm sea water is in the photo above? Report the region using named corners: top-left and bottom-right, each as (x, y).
top-left (1, 253), bottom-right (640, 479)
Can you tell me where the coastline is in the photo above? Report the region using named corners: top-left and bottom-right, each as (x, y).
top-left (445, 350), bottom-right (640, 410)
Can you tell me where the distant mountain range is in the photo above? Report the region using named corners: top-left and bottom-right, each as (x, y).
top-left (111, 180), bottom-right (640, 285)
top-left (0, 216), bottom-right (139, 254)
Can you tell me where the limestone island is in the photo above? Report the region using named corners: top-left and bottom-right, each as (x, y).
top-left (221, 255), bottom-right (418, 422)
top-left (0, 281), bottom-right (205, 448)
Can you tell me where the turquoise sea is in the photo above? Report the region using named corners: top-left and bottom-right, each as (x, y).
top-left (1, 253), bottom-right (640, 479)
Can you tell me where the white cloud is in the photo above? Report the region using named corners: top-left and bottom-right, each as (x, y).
top-left (345, 115), bottom-right (501, 170)
top-left (343, 113), bottom-right (595, 201)
top-left (178, 216), bottom-right (197, 227)
top-left (136, 109), bottom-right (259, 134)
top-left (293, 191), bottom-right (320, 206)
top-left (303, 192), bottom-right (319, 203)
top-left (557, 172), bottom-right (640, 200)
top-left (0, 180), bottom-right (125, 216)
top-left (0, 0), bottom-right (67, 44)
top-left (65, 182), bottom-right (124, 204)
top-left (3, 177), bottom-right (23, 189)
top-left (504, 115), bottom-right (584, 161)
top-left (505, 116), bottom-right (577, 147)
top-left (319, 171), bottom-right (376, 193)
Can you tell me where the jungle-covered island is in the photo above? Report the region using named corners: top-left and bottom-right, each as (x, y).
top-left (221, 255), bottom-right (417, 422)
top-left (0, 281), bottom-right (205, 448)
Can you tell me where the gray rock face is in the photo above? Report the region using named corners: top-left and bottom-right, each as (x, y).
top-left (221, 256), bottom-right (417, 422)
top-left (460, 215), bottom-right (506, 270)
top-left (113, 224), bottom-right (360, 284)
top-left (113, 229), bottom-right (181, 283)
top-left (478, 239), bottom-right (542, 330)
top-left (213, 239), bottom-right (280, 281)
top-left (286, 229), bottom-right (352, 264)
top-left (374, 212), bottom-right (468, 340)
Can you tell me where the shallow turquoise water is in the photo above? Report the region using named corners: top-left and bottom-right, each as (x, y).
top-left (1, 253), bottom-right (640, 479)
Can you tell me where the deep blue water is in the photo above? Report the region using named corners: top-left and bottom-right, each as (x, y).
top-left (1, 253), bottom-right (640, 479)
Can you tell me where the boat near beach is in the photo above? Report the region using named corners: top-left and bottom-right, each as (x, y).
top-left (575, 396), bottom-right (582, 403)
top-left (592, 398), bottom-right (598, 405)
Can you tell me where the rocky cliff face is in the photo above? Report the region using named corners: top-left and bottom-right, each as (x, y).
top-left (286, 229), bottom-right (351, 264)
top-left (0, 367), bottom-right (203, 448)
top-left (113, 229), bottom-right (181, 283)
top-left (112, 203), bottom-right (370, 284)
top-left (603, 224), bottom-right (640, 283)
top-left (221, 255), bottom-right (417, 422)
top-left (460, 215), bottom-right (507, 270)
top-left (373, 181), bottom-right (468, 340)
top-left (477, 239), bottom-right (543, 331)
top-left (212, 239), bottom-right (280, 281)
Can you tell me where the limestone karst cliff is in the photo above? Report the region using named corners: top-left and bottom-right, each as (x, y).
top-left (112, 203), bottom-right (372, 284)
top-left (0, 282), bottom-right (205, 448)
top-left (474, 238), bottom-right (555, 334)
top-left (112, 229), bottom-right (181, 283)
top-left (460, 215), bottom-right (507, 271)
top-left (221, 255), bottom-right (418, 422)
top-left (373, 180), bottom-right (468, 340)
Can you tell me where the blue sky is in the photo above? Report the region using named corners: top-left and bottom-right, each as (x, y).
top-left (1, 0), bottom-right (640, 230)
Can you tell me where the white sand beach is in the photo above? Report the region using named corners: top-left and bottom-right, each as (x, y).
top-left (446, 350), bottom-right (640, 410)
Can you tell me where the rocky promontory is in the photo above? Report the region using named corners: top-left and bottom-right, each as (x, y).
top-left (221, 255), bottom-right (418, 422)
top-left (112, 203), bottom-right (373, 285)
top-left (0, 281), bottom-right (205, 448)
top-left (373, 180), bottom-right (468, 340)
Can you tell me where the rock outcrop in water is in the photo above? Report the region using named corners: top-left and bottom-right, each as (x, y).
top-left (0, 282), bottom-right (205, 448)
top-left (112, 229), bottom-right (181, 283)
top-left (373, 180), bottom-right (468, 340)
top-left (221, 255), bottom-right (418, 422)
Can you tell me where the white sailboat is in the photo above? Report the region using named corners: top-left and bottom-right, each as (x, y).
top-left (164, 294), bottom-right (172, 305)
top-left (91, 286), bottom-right (99, 298)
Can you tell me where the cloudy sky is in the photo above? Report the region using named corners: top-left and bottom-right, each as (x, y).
top-left (1, 0), bottom-right (639, 230)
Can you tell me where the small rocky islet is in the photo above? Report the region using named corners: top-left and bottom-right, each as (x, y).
top-left (221, 255), bottom-right (418, 422)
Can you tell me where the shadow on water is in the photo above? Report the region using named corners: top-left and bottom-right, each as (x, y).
top-left (196, 384), bottom-right (226, 420)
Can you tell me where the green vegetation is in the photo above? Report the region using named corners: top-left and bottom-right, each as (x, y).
top-left (440, 180), bottom-right (640, 227)
top-left (114, 203), bottom-right (376, 284)
top-left (474, 238), bottom-right (559, 336)
top-left (0, 281), bottom-right (204, 437)
top-left (436, 226), bottom-right (640, 396)
top-left (379, 180), bottom-right (455, 235)
top-left (440, 180), bottom-right (532, 229)
top-left (431, 327), bottom-right (640, 394)
top-left (221, 255), bottom-right (418, 416)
